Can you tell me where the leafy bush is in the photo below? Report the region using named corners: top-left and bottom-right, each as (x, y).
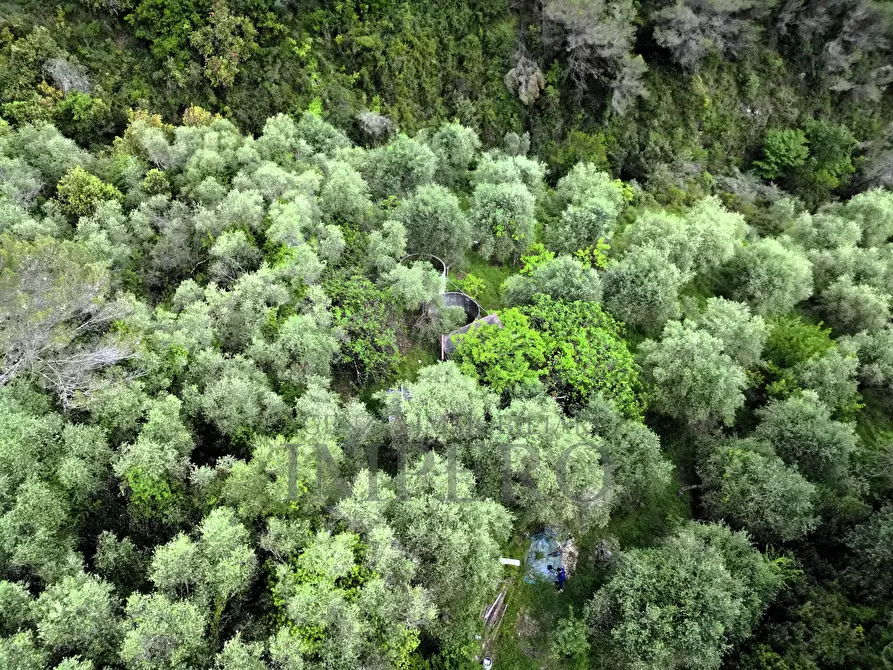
top-left (754, 129), bottom-right (809, 180)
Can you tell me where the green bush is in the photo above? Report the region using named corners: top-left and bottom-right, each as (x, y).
top-left (754, 129), bottom-right (809, 179)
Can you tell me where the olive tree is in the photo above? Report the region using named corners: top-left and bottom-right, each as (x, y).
top-left (693, 297), bottom-right (768, 369)
top-left (845, 506), bottom-right (893, 600)
top-left (545, 163), bottom-right (626, 253)
top-left (582, 399), bottom-right (673, 507)
top-left (382, 261), bottom-right (445, 312)
top-left (603, 248), bottom-right (685, 333)
top-left (502, 255), bottom-right (602, 306)
top-left (639, 321), bottom-right (748, 426)
top-left (469, 181), bottom-right (537, 263)
top-left (268, 527), bottom-right (434, 668)
top-left (318, 161), bottom-right (372, 224)
top-left (586, 522), bottom-right (782, 670)
top-left (379, 361), bottom-right (492, 446)
top-left (120, 593), bottom-right (207, 670)
top-left (472, 153), bottom-right (546, 191)
top-left (623, 210), bottom-right (695, 273)
top-left (150, 507), bottom-right (257, 641)
top-left (728, 238), bottom-right (813, 315)
top-left (248, 310), bottom-right (342, 386)
top-left (34, 572), bottom-right (120, 663)
top-left (841, 188), bottom-right (893, 247)
top-left (338, 453), bottom-right (513, 648)
top-left (846, 326), bottom-right (893, 391)
top-left (361, 134), bottom-right (437, 200)
top-left (700, 439), bottom-right (817, 543)
top-left (755, 391), bottom-right (857, 483)
top-left (484, 396), bottom-right (612, 534)
top-left (181, 350), bottom-right (289, 440)
top-left (794, 348), bottom-right (862, 417)
top-left (423, 121), bottom-right (481, 188)
top-left (395, 184), bottom-right (471, 265)
top-left (820, 275), bottom-right (891, 334)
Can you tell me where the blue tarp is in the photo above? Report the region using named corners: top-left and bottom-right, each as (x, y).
top-left (524, 528), bottom-right (563, 584)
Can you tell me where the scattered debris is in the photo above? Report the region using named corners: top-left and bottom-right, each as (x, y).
top-left (595, 536), bottom-right (619, 568)
top-left (481, 590), bottom-right (507, 632)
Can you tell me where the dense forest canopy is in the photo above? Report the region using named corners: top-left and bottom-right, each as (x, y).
top-left (1, 1), bottom-right (893, 669)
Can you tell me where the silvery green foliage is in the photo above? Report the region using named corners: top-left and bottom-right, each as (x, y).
top-left (603, 248), bottom-right (684, 333)
top-left (728, 238), bottom-right (813, 315)
top-left (294, 111), bottom-right (352, 155)
top-left (784, 210), bottom-right (862, 250)
top-left (755, 391), bottom-right (857, 483)
top-left (472, 152), bottom-right (546, 192)
top-left (360, 133), bottom-right (437, 200)
top-left (585, 400), bottom-right (673, 507)
top-left (844, 326), bottom-right (893, 391)
top-left (699, 439), bottom-right (817, 543)
top-left (215, 634), bottom-right (266, 670)
top-left (255, 113), bottom-right (314, 166)
top-left (0, 580), bottom-right (33, 636)
top-left (149, 508), bottom-right (257, 630)
top-left (204, 266), bottom-right (292, 351)
top-left (820, 274), bottom-right (892, 334)
top-left (382, 261), bottom-right (445, 312)
top-left (585, 522), bottom-right (782, 670)
top-left (846, 506), bottom-right (893, 599)
top-left (807, 244), bottom-right (891, 292)
top-left (683, 196), bottom-right (748, 272)
top-left (423, 121), bottom-right (481, 188)
top-left (338, 452), bottom-right (512, 647)
top-left (469, 180), bottom-right (536, 263)
top-left (367, 219), bottom-right (407, 276)
top-left (121, 592), bottom-right (207, 670)
top-left (5, 123), bottom-right (89, 184)
top-left (841, 188), bottom-right (893, 247)
top-left (693, 297), bottom-right (768, 369)
top-left (0, 155), bottom-right (43, 206)
top-left (627, 198), bottom-right (747, 276)
top-left (0, 631), bottom-right (46, 670)
top-left (624, 210), bottom-right (692, 269)
top-left (794, 347), bottom-right (861, 415)
top-left (639, 321), bottom-right (748, 426)
top-left (266, 195), bottom-right (316, 247)
top-left (181, 349), bottom-right (288, 438)
top-left (545, 163), bottom-right (625, 253)
top-left (482, 396), bottom-right (611, 533)
top-left (268, 527), bottom-right (434, 668)
top-left (503, 131), bottom-right (531, 156)
top-left (248, 311), bottom-right (342, 386)
top-left (611, 54), bottom-right (649, 115)
top-left (209, 230), bottom-right (262, 285)
top-left (395, 184), bottom-right (470, 265)
top-left (113, 394), bottom-right (194, 500)
top-left (34, 572), bottom-right (120, 663)
top-left (318, 160), bottom-right (372, 224)
top-left (232, 162), bottom-right (304, 203)
top-left (380, 361), bottom-right (492, 446)
top-left (502, 255), bottom-right (603, 306)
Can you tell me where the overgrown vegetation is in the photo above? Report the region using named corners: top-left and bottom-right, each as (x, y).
top-left (1, 1), bottom-right (893, 668)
